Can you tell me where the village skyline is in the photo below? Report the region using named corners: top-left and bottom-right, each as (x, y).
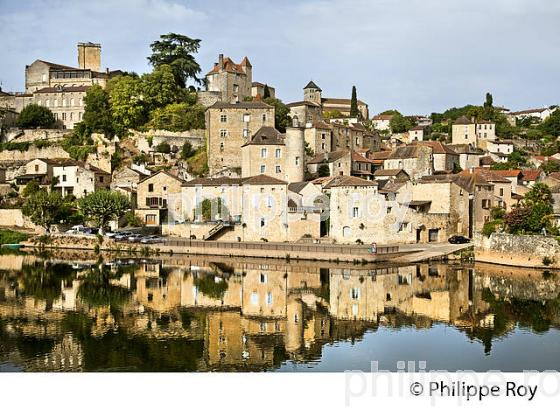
top-left (1, 0), bottom-right (559, 114)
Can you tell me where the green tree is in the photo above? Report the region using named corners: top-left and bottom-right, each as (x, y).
top-left (78, 190), bottom-right (130, 232)
top-left (389, 112), bottom-right (412, 133)
top-left (540, 160), bottom-right (560, 175)
top-left (317, 164), bottom-right (330, 177)
top-left (16, 104), bottom-right (56, 128)
top-left (141, 65), bottom-right (185, 111)
top-left (180, 141), bottom-right (195, 159)
top-left (147, 33), bottom-right (203, 88)
top-left (148, 102), bottom-right (205, 131)
top-left (263, 84), bottom-right (271, 99)
top-left (22, 189), bottom-right (66, 233)
top-left (350, 85), bottom-right (359, 117)
top-left (155, 142), bottom-right (171, 154)
top-left (107, 74), bottom-right (146, 134)
top-left (22, 180), bottom-right (41, 197)
top-left (82, 85), bottom-right (114, 137)
top-left (264, 97), bottom-right (290, 132)
top-left (524, 183), bottom-right (552, 207)
top-left (540, 109), bottom-right (560, 137)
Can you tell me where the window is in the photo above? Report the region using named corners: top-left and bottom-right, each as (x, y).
top-left (260, 218), bottom-right (266, 227)
top-left (62, 113), bottom-right (66, 120)
top-left (250, 292), bottom-right (258, 305)
top-left (145, 214), bottom-right (157, 225)
top-left (41, 73), bottom-right (47, 82)
top-left (148, 183), bottom-right (154, 192)
top-left (295, 156), bottom-right (300, 165)
top-left (275, 165), bottom-right (281, 173)
top-left (499, 188), bottom-right (504, 196)
top-left (243, 129), bottom-right (249, 138)
top-left (220, 114), bottom-right (227, 123)
top-left (34, 165), bottom-right (39, 172)
top-left (243, 114), bottom-right (250, 122)
top-left (387, 206), bottom-right (392, 214)
top-left (260, 273), bottom-right (267, 284)
top-left (350, 288), bottom-right (360, 300)
top-left (275, 148), bottom-right (281, 158)
top-left (62, 175), bottom-right (67, 182)
top-left (220, 129), bottom-right (228, 138)
top-left (99, 176), bottom-right (104, 183)
top-left (352, 207), bottom-right (359, 218)
top-left (262, 113), bottom-right (266, 122)
top-left (261, 148), bottom-right (267, 158)
top-left (70, 112), bottom-right (73, 120)
top-left (266, 292), bottom-right (273, 305)
top-left (220, 142), bottom-right (224, 151)
top-left (260, 165), bottom-right (266, 173)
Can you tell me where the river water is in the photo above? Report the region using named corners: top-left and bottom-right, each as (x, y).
top-left (1, 251), bottom-right (559, 372)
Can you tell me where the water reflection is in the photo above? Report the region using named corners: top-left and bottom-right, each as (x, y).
top-left (0, 253), bottom-right (559, 372)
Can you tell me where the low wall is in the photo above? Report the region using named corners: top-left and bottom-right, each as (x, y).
top-left (474, 232), bottom-right (560, 268)
top-left (5, 128), bottom-right (68, 143)
top-left (0, 145), bottom-right (69, 161)
top-left (131, 129), bottom-right (205, 153)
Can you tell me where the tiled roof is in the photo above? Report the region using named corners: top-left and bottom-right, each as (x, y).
top-left (511, 108), bottom-right (548, 115)
top-left (351, 151), bottom-right (375, 163)
top-left (206, 56), bottom-right (250, 76)
top-left (480, 156), bottom-right (495, 166)
top-left (286, 100), bottom-right (321, 108)
top-left (183, 174), bottom-right (287, 187)
top-left (490, 169), bottom-right (522, 178)
top-left (324, 175), bottom-right (378, 188)
top-left (374, 169), bottom-right (409, 177)
top-left (521, 169), bottom-right (542, 182)
top-left (288, 181), bottom-right (310, 194)
top-left (454, 116), bottom-right (473, 125)
top-left (372, 114), bottom-right (393, 121)
top-left (413, 141), bottom-right (458, 155)
top-left (307, 150), bottom-right (350, 165)
top-left (458, 168), bottom-right (511, 183)
top-left (304, 81), bottom-right (321, 91)
top-left (321, 98), bottom-right (367, 106)
top-left (35, 86), bottom-right (89, 94)
top-left (243, 126), bottom-right (284, 146)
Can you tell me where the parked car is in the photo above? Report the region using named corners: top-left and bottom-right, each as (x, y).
top-left (140, 235), bottom-right (163, 244)
top-left (65, 225), bottom-right (85, 234)
top-left (105, 231), bottom-right (118, 238)
top-left (448, 235), bottom-right (470, 244)
top-left (114, 232), bottom-right (133, 241)
top-left (83, 227), bottom-right (99, 235)
top-left (128, 234), bottom-right (144, 243)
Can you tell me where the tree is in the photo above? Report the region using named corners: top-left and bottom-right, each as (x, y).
top-left (263, 84), bottom-right (271, 99)
top-left (22, 180), bottom-right (41, 197)
top-left (107, 74), bottom-right (147, 134)
top-left (141, 65), bottom-right (185, 111)
top-left (540, 160), bottom-right (560, 175)
top-left (540, 109), bottom-right (560, 137)
top-left (180, 141), bottom-right (195, 159)
top-left (155, 142), bottom-right (171, 154)
top-left (524, 183), bottom-right (552, 207)
top-left (389, 113), bottom-right (412, 133)
top-left (82, 85), bottom-right (114, 137)
top-left (16, 104), bottom-right (56, 128)
top-left (78, 190), bottom-right (130, 232)
top-left (350, 86), bottom-right (359, 118)
top-left (148, 102), bottom-right (205, 132)
top-left (317, 164), bottom-right (330, 177)
top-left (264, 97), bottom-right (290, 132)
top-left (484, 92), bottom-right (493, 109)
top-left (147, 33), bottom-right (203, 88)
top-left (22, 189), bottom-right (66, 233)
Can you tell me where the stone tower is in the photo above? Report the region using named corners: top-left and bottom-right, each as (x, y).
top-left (303, 81), bottom-right (322, 105)
top-left (77, 42), bottom-right (101, 72)
top-left (284, 126), bottom-right (305, 183)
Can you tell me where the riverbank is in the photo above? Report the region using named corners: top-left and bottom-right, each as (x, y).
top-left (18, 234), bottom-right (469, 264)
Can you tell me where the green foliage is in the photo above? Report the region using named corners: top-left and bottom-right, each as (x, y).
top-left (33, 139), bottom-right (53, 149)
top-left (180, 141), bottom-right (195, 159)
top-left (78, 190), bottom-right (131, 230)
top-left (350, 85), bottom-right (359, 117)
top-left (186, 146), bottom-right (208, 176)
top-left (111, 148), bottom-right (124, 171)
top-left (148, 102), bottom-right (205, 132)
top-left (389, 112), bottom-right (413, 133)
top-left (155, 142), bottom-right (171, 154)
top-left (504, 183), bottom-right (555, 235)
top-left (141, 64), bottom-right (186, 111)
top-left (22, 180), bottom-right (41, 197)
top-left (147, 33), bottom-right (203, 88)
top-left (482, 220), bottom-right (502, 237)
top-left (263, 84), bottom-right (271, 99)
top-left (540, 160), bottom-right (560, 175)
top-left (124, 210), bottom-right (143, 227)
top-left (264, 97), bottom-right (290, 132)
top-left (490, 150), bottom-right (528, 170)
top-left (133, 153), bottom-right (150, 165)
top-left (323, 110), bottom-right (344, 120)
top-left (539, 109), bottom-right (560, 137)
top-left (82, 85), bottom-right (114, 137)
top-left (304, 141), bottom-right (314, 158)
top-left (0, 229), bottom-right (29, 245)
top-left (490, 206), bottom-right (506, 221)
top-left (317, 164), bottom-right (330, 177)
top-left (379, 109), bottom-right (401, 116)
top-left (16, 104), bottom-right (56, 128)
top-left (524, 183), bottom-right (552, 206)
top-left (542, 256), bottom-right (553, 266)
top-left (107, 74), bottom-right (147, 134)
top-left (22, 189), bottom-right (67, 230)
top-left (0, 141), bottom-right (31, 152)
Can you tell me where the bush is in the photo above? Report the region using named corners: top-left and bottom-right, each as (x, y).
top-left (155, 142), bottom-right (171, 154)
top-left (16, 104), bottom-right (56, 128)
top-left (148, 103), bottom-right (206, 132)
top-left (542, 256), bottom-right (553, 266)
top-left (180, 141), bottom-right (195, 159)
top-left (482, 220), bottom-right (502, 237)
top-left (0, 229), bottom-right (30, 245)
top-left (317, 164), bottom-right (330, 177)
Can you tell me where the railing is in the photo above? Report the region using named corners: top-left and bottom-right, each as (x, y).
top-left (164, 238), bottom-right (399, 256)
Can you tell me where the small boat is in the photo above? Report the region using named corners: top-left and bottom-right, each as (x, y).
top-left (1, 244), bottom-right (24, 250)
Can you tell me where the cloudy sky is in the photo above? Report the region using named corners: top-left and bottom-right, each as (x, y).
top-left (1, 0), bottom-right (559, 114)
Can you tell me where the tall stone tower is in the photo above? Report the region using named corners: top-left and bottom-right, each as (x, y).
top-left (77, 42), bottom-right (101, 72)
top-left (284, 127), bottom-right (305, 183)
top-left (303, 81), bottom-right (322, 105)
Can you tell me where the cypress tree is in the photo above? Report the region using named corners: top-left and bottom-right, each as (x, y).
top-left (350, 85), bottom-right (359, 117)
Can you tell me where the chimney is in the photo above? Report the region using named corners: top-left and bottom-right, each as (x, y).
top-left (218, 54), bottom-right (224, 68)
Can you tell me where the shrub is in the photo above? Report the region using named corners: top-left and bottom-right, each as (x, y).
top-left (155, 142), bottom-right (171, 154)
top-left (542, 256), bottom-right (553, 266)
top-left (16, 104), bottom-right (56, 128)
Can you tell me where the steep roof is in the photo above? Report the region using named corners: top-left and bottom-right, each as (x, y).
top-left (307, 150), bottom-right (350, 165)
top-left (351, 151), bottom-right (375, 163)
top-left (387, 146), bottom-right (421, 160)
top-left (521, 169), bottom-right (542, 182)
top-left (288, 181), bottom-right (311, 194)
top-left (139, 170), bottom-right (184, 184)
top-left (480, 156), bottom-right (495, 166)
top-left (206, 56), bottom-right (250, 75)
top-left (243, 126), bottom-right (284, 146)
top-left (304, 81), bottom-right (321, 91)
top-left (324, 175), bottom-right (378, 188)
top-left (454, 116), bottom-right (473, 125)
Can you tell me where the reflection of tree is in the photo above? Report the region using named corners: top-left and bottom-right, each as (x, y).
top-left (77, 266), bottom-right (131, 309)
top-left (20, 263), bottom-right (75, 302)
top-left (193, 274), bottom-right (228, 300)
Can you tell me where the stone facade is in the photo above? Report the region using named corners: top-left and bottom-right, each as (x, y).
top-left (452, 116), bottom-right (496, 148)
top-left (205, 54), bottom-right (252, 103)
top-left (136, 171), bottom-right (184, 226)
top-left (206, 101), bottom-right (274, 175)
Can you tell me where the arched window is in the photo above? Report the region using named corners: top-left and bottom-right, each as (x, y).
top-left (342, 226), bottom-right (351, 237)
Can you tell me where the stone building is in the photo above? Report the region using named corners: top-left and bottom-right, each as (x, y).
top-left (451, 116), bottom-right (496, 148)
top-left (303, 120), bottom-right (332, 155)
top-left (371, 114), bottom-right (393, 131)
top-left (307, 150), bottom-right (352, 177)
top-left (241, 126), bottom-right (304, 183)
top-left (135, 171), bottom-right (184, 226)
top-left (251, 82), bottom-right (275, 99)
top-left (206, 101), bottom-right (275, 176)
top-left (384, 145), bottom-right (434, 180)
top-left (205, 54), bottom-right (252, 103)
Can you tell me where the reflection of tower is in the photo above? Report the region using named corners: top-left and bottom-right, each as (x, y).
top-left (284, 296), bottom-right (304, 353)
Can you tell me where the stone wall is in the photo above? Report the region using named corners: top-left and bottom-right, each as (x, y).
top-left (474, 232), bottom-right (560, 268)
top-left (4, 128), bottom-right (68, 143)
top-left (0, 209), bottom-right (37, 230)
top-left (0, 145), bottom-right (69, 161)
top-left (131, 129), bottom-right (205, 153)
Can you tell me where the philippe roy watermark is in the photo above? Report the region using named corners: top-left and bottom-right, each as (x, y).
top-left (345, 361), bottom-right (560, 406)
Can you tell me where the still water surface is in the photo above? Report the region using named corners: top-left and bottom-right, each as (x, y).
top-left (1, 251), bottom-right (559, 372)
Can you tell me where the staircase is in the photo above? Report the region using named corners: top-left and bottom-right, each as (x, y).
top-left (205, 221), bottom-right (233, 240)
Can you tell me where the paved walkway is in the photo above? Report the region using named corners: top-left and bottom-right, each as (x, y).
top-left (393, 242), bottom-right (473, 263)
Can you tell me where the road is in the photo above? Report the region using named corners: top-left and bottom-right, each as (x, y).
top-left (392, 242), bottom-right (473, 263)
